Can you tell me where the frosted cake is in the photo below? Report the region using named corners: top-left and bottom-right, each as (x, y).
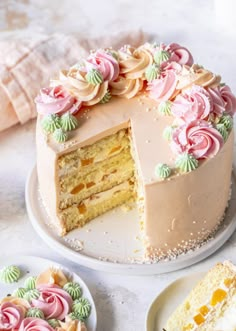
top-left (35, 42), bottom-right (236, 260)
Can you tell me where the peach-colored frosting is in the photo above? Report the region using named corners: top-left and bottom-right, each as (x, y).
top-left (57, 319), bottom-right (87, 331)
top-left (177, 64), bottom-right (221, 90)
top-left (118, 44), bottom-right (153, 79)
top-left (35, 267), bottom-right (69, 288)
top-left (19, 317), bottom-right (54, 331)
top-left (0, 302), bottom-right (25, 330)
top-left (32, 284), bottom-right (72, 320)
top-left (110, 76), bottom-right (143, 99)
top-left (57, 68), bottom-right (108, 106)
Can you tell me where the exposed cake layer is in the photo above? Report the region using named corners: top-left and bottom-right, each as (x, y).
top-left (58, 129), bottom-right (135, 210)
top-left (165, 261), bottom-right (236, 331)
top-left (58, 128), bottom-right (130, 175)
top-left (36, 95), bottom-right (234, 255)
top-left (59, 180), bottom-right (136, 232)
top-left (59, 149), bottom-right (134, 209)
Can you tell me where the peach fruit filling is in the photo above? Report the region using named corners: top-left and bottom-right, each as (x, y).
top-left (210, 288), bottom-right (227, 306)
top-left (81, 158), bottom-right (94, 166)
top-left (198, 305), bottom-right (209, 316)
top-left (193, 313), bottom-right (205, 325)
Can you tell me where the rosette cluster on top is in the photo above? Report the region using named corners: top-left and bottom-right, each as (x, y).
top-left (0, 267), bottom-right (90, 331)
top-left (35, 41), bottom-right (236, 178)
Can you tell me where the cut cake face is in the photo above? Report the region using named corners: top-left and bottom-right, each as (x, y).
top-left (165, 261), bottom-right (236, 331)
top-left (35, 42), bottom-right (236, 261)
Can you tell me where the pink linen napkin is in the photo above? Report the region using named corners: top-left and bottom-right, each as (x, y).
top-left (0, 30), bottom-right (147, 132)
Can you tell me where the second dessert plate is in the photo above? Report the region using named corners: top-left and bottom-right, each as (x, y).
top-left (145, 271), bottom-right (205, 330)
top-left (25, 166), bottom-right (236, 275)
top-left (0, 255), bottom-right (97, 331)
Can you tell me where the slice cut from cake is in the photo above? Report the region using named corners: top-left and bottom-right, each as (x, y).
top-left (165, 261), bottom-right (236, 331)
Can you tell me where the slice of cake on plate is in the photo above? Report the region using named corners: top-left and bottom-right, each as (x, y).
top-left (165, 261), bottom-right (236, 331)
top-left (35, 42), bottom-right (236, 261)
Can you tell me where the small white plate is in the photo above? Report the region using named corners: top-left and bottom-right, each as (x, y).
top-left (25, 166), bottom-right (236, 275)
top-left (0, 256), bottom-right (97, 331)
top-left (146, 272), bottom-right (205, 331)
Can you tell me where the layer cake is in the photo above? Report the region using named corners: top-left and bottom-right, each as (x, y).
top-left (35, 42), bottom-right (236, 260)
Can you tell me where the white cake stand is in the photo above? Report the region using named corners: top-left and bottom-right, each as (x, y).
top-left (25, 166), bottom-right (236, 275)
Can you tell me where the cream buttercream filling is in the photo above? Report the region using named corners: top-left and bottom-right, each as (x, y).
top-left (214, 296), bottom-right (236, 331)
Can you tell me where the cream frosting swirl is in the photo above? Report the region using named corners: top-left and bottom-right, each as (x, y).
top-left (35, 267), bottom-right (69, 288)
top-left (0, 302), bottom-right (25, 330)
top-left (110, 76), bottom-right (143, 99)
top-left (172, 85), bottom-right (212, 123)
top-left (58, 68), bottom-right (108, 106)
top-left (171, 120), bottom-right (223, 159)
top-left (19, 317), bottom-right (54, 331)
top-left (35, 86), bottom-right (81, 115)
top-left (86, 50), bottom-right (119, 81)
top-left (57, 319), bottom-right (87, 331)
top-left (177, 64), bottom-right (221, 90)
top-left (32, 284), bottom-right (73, 320)
top-left (220, 85), bottom-right (236, 116)
top-left (118, 45), bottom-right (153, 79)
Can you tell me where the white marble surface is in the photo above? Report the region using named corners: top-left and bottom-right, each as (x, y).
top-left (1, 1), bottom-right (236, 330)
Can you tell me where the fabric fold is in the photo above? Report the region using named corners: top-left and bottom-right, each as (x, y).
top-left (0, 30), bottom-right (147, 132)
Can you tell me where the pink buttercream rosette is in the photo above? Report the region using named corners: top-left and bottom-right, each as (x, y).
top-left (171, 120), bottom-right (224, 159)
top-left (19, 317), bottom-right (54, 331)
top-left (147, 63), bottom-right (181, 102)
top-left (151, 42), bottom-right (194, 66)
top-left (86, 49), bottom-right (119, 81)
top-left (31, 284), bottom-right (73, 320)
top-left (35, 85), bottom-right (81, 115)
top-left (207, 86), bottom-right (225, 117)
top-left (220, 85), bottom-right (236, 116)
top-left (0, 302), bottom-right (25, 330)
top-left (166, 43), bottom-right (194, 66)
top-left (172, 85), bottom-right (212, 123)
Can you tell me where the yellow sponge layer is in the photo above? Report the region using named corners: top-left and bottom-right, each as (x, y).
top-left (58, 129), bottom-right (129, 172)
top-left (59, 179), bottom-right (136, 233)
top-left (59, 151), bottom-right (134, 209)
top-left (165, 262), bottom-right (236, 331)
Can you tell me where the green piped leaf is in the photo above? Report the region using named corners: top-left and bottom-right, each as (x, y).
top-left (219, 113), bottom-right (233, 131)
top-left (100, 90), bottom-right (112, 104)
top-left (41, 114), bottom-right (61, 133)
top-left (145, 63), bottom-right (160, 81)
top-left (85, 68), bottom-right (103, 85)
top-left (158, 100), bottom-right (172, 116)
top-left (53, 128), bottom-right (68, 143)
top-left (60, 112), bottom-right (78, 131)
top-left (154, 49), bottom-right (171, 65)
top-left (216, 123), bottom-right (228, 141)
top-left (163, 126), bottom-right (175, 141)
top-left (175, 153), bottom-right (198, 173)
top-left (155, 163), bottom-right (171, 179)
